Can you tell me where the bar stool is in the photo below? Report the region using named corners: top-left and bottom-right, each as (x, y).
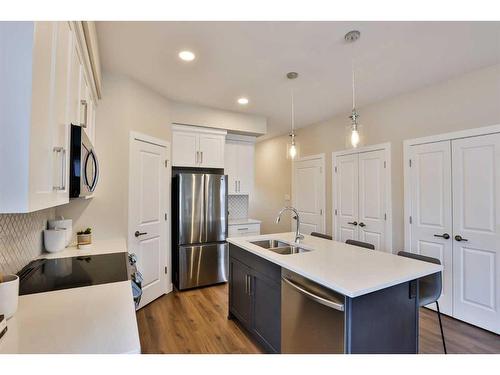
top-left (345, 239), bottom-right (375, 250)
top-left (398, 251), bottom-right (447, 354)
top-left (310, 232), bottom-right (333, 240)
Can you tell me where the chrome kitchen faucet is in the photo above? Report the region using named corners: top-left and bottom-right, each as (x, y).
top-left (275, 206), bottom-right (304, 243)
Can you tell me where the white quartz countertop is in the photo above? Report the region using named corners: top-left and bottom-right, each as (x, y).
top-left (228, 218), bottom-right (262, 226)
top-left (227, 232), bottom-right (443, 298)
top-left (0, 238), bottom-right (141, 354)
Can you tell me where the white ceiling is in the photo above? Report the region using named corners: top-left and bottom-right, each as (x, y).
top-left (96, 21), bottom-right (500, 138)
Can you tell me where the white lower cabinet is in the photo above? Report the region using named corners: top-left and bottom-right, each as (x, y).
top-left (172, 125), bottom-right (226, 168)
top-left (228, 223), bottom-right (261, 238)
top-left (407, 131), bottom-right (500, 334)
top-left (0, 21), bottom-right (99, 213)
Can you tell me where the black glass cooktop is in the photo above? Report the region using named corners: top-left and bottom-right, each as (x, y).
top-left (18, 252), bottom-right (129, 296)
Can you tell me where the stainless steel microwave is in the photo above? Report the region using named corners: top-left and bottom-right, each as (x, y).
top-left (70, 125), bottom-right (99, 198)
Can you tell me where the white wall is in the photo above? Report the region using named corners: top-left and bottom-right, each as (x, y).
top-left (253, 64), bottom-right (500, 251)
top-left (56, 73), bottom-right (172, 241)
top-left (172, 100), bottom-right (267, 135)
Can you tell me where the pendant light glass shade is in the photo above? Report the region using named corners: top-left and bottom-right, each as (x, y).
top-left (289, 134), bottom-right (297, 159)
top-left (350, 128), bottom-right (360, 148)
top-left (346, 30), bottom-right (362, 149)
top-left (287, 73), bottom-right (298, 159)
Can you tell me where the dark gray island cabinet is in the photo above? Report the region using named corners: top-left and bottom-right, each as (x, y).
top-left (228, 243), bottom-right (420, 354)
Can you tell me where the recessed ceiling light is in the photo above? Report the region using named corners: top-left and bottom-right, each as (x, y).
top-left (178, 50), bottom-right (195, 61)
top-left (237, 97), bottom-right (249, 105)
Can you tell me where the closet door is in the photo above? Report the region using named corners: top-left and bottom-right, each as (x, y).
top-left (358, 150), bottom-right (386, 251)
top-left (452, 133), bottom-right (500, 333)
top-left (335, 154), bottom-right (359, 242)
top-left (409, 141), bottom-right (453, 315)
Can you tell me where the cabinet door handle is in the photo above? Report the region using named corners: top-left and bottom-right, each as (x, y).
top-left (52, 147), bottom-right (66, 191)
top-left (455, 235), bottom-right (468, 242)
top-left (200, 151), bottom-right (203, 164)
top-left (237, 180), bottom-right (240, 192)
top-left (247, 275), bottom-right (252, 296)
top-left (245, 274), bottom-right (249, 294)
top-left (134, 231), bottom-right (148, 237)
top-left (80, 100), bottom-right (88, 128)
top-left (234, 181), bottom-right (237, 192)
top-left (348, 221), bottom-right (358, 226)
top-left (359, 222), bottom-right (366, 228)
top-left (434, 233), bottom-right (450, 240)
top-left (237, 227), bottom-right (249, 231)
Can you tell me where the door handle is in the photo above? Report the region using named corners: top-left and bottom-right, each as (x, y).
top-left (434, 233), bottom-right (450, 240)
top-left (347, 221), bottom-right (358, 226)
top-left (134, 231), bottom-right (148, 237)
top-left (455, 235), bottom-right (468, 242)
top-left (359, 222), bottom-right (366, 228)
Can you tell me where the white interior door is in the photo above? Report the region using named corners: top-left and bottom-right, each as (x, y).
top-left (452, 133), bottom-right (500, 333)
top-left (129, 135), bottom-right (170, 309)
top-left (335, 153), bottom-right (359, 242)
top-left (358, 150), bottom-right (387, 251)
top-left (292, 155), bottom-right (325, 235)
top-left (409, 141), bottom-right (453, 315)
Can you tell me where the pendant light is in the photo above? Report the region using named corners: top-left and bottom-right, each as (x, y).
top-left (345, 30), bottom-right (361, 148)
top-left (287, 71), bottom-right (298, 159)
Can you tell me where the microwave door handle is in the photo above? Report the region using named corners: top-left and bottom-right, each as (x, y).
top-left (88, 150), bottom-right (99, 192)
top-left (83, 150), bottom-right (98, 192)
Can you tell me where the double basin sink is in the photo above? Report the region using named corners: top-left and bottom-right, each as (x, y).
top-left (250, 239), bottom-right (312, 255)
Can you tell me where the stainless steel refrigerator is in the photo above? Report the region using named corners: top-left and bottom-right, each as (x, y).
top-left (172, 172), bottom-right (228, 290)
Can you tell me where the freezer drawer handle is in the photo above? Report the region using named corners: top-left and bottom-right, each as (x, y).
top-left (282, 277), bottom-right (345, 312)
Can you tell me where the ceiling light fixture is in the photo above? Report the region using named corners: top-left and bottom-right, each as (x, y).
top-left (287, 72), bottom-right (299, 159)
top-left (237, 97), bottom-right (249, 105)
top-left (178, 50), bottom-right (195, 61)
top-left (345, 30), bottom-right (361, 148)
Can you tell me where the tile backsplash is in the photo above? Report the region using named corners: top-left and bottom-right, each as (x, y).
top-left (0, 208), bottom-right (54, 275)
top-left (228, 195), bottom-right (249, 220)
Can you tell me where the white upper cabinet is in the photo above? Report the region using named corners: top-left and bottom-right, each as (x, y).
top-left (0, 21), bottom-right (100, 213)
top-left (172, 125), bottom-right (227, 168)
top-left (224, 136), bottom-right (255, 196)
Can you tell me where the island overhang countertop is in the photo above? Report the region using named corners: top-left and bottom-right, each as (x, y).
top-left (227, 232), bottom-right (443, 298)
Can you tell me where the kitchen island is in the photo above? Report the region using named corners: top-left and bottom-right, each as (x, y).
top-left (227, 232), bottom-right (442, 354)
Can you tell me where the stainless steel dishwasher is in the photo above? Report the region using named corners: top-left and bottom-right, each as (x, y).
top-left (281, 269), bottom-right (346, 353)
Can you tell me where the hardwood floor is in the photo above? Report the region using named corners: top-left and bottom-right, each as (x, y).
top-left (137, 284), bottom-right (500, 354)
top-left (137, 284), bottom-right (262, 353)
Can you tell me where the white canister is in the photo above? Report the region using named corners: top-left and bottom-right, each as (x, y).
top-left (43, 228), bottom-right (68, 253)
top-left (48, 219), bottom-right (72, 247)
top-left (0, 275), bottom-right (19, 319)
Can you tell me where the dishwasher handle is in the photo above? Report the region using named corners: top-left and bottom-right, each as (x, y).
top-left (282, 277), bottom-right (345, 312)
